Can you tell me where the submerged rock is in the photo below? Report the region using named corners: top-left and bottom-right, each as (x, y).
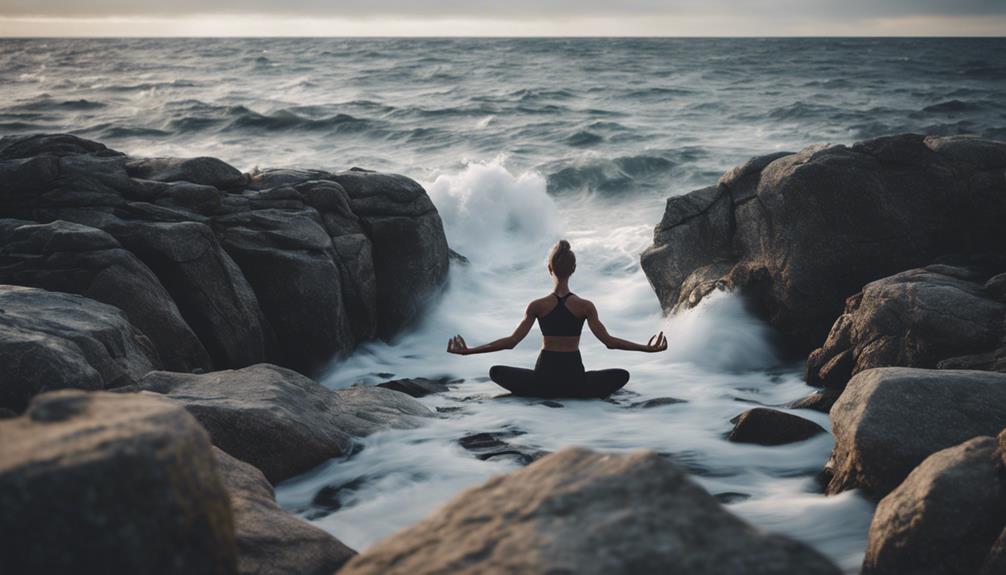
top-left (214, 448), bottom-right (356, 575)
top-left (728, 407), bottom-right (827, 445)
top-left (862, 436), bottom-right (1006, 575)
top-left (340, 448), bottom-right (841, 575)
top-left (133, 364), bottom-right (434, 483)
top-left (0, 390), bottom-right (237, 574)
top-left (807, 260), bottom-right (1006, 390)
top-left (376, 376), bottom-right (451, 397)
top-left (826, 367), bottom-right (1006, 498)
top-left (0, 285), bottom-right (159, 412)
top-left (641, 134), bottom-right (1006, 350)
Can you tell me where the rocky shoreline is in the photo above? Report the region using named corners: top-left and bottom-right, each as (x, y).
top-left (2, 132), bottom-right (1004, 574)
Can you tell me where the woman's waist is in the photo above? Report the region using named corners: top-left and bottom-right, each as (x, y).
top-left (541, 335), bottom-right (580, 352)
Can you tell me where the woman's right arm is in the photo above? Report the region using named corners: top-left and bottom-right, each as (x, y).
top-left (586, 301), bottom-right (667, 352)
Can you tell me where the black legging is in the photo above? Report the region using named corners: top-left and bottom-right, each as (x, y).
top-left (490, 350), bottom-right (630, 399)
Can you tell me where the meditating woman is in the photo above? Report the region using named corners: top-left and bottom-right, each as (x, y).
top-left (446, 239), bottom-right (667, 398)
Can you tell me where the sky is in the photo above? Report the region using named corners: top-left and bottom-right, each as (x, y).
top-left (1, 0), bottom-right (1004, 37)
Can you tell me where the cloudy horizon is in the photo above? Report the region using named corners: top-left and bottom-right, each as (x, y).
top-left (1, 0), bottom-right (1004, 37)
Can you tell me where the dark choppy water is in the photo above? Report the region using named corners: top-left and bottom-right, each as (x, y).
top-left (4, 38), bottom-right (1006, 572)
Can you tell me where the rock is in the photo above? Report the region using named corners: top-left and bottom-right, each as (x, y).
top-left (332, 170), bottom-right (450, 337)
top-left (377, 376), bottom-right (451, 397)
top-left (631, 396), bottom-right (689, 408)
top-left (641, 134), bottom-right (1006, 350)
top-left (808, 261), bottom-right (1006, 389)
top-left (0, 285), bottom-right (159, 412)
top-left (826, 367), bottom-right (1006, 498)
top-left (214, 448), bottom-right (356, 575)
top-left (727, 407), bottom-right (827, 445)
top-left (133, 364), bottom-right (433, 483)
top-left (787, 389), bottom-right (841, 413)
top-left (982, 527), bottom-right (1006, 575)
top-left (339, 448), bottom-right (840, 575)
top-left (213, 209), bottom-right (354, 373)
top-left (862, 436), bottom-right (1006, 575)
top-left (0, 219), bottom-right (212, 372)
top-left (126, 156), bottom-right (247, 189)
top-left (0, 133), bottom-right (450, 379)
top-left (0, 390), bottom-right (237, 574)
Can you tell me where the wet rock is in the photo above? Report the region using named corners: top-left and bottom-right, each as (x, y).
top-left (632, 396), bottom-right (688, 408)
top-left (715, 492), bottom-right (752, 504)
top-left (0, 285), bottom-right (158, 412)
top-left (0, 219), bottom-right (211, 372)
top-left (339, 448), bottom-right (841, 575)
top-left (728, 408), bottom-right (827, 445)
top-left (787, 389), bottom-right (840, 413)
top-left (377, 376), bottom-right (451, 397)
top-left (134, 364), bottom-right (433, 483)
top-left (0, 133), bottom-right (449, 378)
top-left (826, 367), bottom-right (1006, 498)
top-left (862, 436), bottom-right (1006, 575)
top-left (808, 261), bottom-right (1006, 389)
top-left (215, 448), bottom-right (356, 575)
top-left (457, 430), bottom-right (545, 465)
top-left (538, 400), bottom-right (564, 408)
top-left (641, 134), bottom-right (1006, 350)
top-left (0, 390), bottom-right (237, 574)
top-left (332, 170), bottom-right (450, 337)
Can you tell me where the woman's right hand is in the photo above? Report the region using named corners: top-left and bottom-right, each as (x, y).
top-left (645, 332), bottom-right (667, 352)
top-left (447, 335), bottom-right (470, 355)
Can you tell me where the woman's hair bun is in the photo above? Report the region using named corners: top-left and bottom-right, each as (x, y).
top-left (548, 239), bottom-right (576, 278)
top-left (556, 239), bottom-right (571, 252)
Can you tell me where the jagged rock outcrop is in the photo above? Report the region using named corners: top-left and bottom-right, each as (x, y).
top-left (0, 285), bottom-right (159, 412)
top-left (807, 257), bottom-right (1006, 389)
top-left (0, 133), bottom-right (450, 375)
top-left (0, 390), bottom-right (238, 574)
top-left (340, 448), bottom-right (841, 575)
top-left (861, 435), bottom-right (1006, 575)
top-left (641, 134), bottom-right (1006, 350)
top-left (214, 448), bottom-right (357, 575)
top-left (826, 367), bottom-right (1006, 498)
top-left (131, 364), bottom-right (434, 483)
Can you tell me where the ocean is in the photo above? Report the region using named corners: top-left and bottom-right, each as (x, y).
top-left (4, 37), bottom-right (1006, 572)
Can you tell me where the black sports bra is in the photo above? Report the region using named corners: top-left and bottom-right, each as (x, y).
top-left (538, 292), bottom-right (585, 337)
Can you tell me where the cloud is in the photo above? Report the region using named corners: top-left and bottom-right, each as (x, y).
top-left (3, 0), bottom-right (1005, 19)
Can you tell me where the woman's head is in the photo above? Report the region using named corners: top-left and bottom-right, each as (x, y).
top-left (548, 239), bottom-right (576, 279)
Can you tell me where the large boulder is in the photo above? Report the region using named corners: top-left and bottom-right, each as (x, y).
top-left (641, 134), bottom-right (1006, 350)
top-left (0, 285), bottom-right (158, 412)
top-left (0, 133), bottom-right (450, 377)
top-left (826, 367), bottom-right (1006, 498)
top-left (862, 436), bottom-right (1006, 575)
top-left (132, 364), bottom-right (434, 483)
top-left (340, 448), bottom-right (840, 575)
top-left (214, 448), bottom-right (356, 575)
top-left (0, 219), bottom-right (212, 371)
top-left (808, 260), bottom-right (1006, 389)
top-left (0, 390), bottom-right (237, 574)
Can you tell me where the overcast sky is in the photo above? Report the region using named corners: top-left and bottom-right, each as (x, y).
top-left (2, 0), bottom-right (1004, 36)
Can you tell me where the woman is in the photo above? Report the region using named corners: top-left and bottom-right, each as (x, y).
top-left (447, 240), bottom-right (667, 398)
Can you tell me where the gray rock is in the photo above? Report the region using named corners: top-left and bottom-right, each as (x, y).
top-left (787, 389), bottom-right (840, 413)
top-left (807, 262), bottom-right (1006, 389)
top-left (376, 377), bottom-right (451, 397)
top-left (826, 367), bottom-right (1006, 498)
top-left (340, 448), bottom-right (841, 575)
top-left (862, 436), bottom-right (1006, 575)
top-left (134, 364), bottom-right (433, 483)
top-left (728, 407), bottom-right (827, 445)
top-left (0, 390), bottom-right (237, 574)
top-left (213, 209), bottom-right (355, 373)
top-left (642, 134), bottom-right (1006, 350)
top-left (0, 219), bottom-right (212, 372)
top-left (0, 285), bottom-right (159, 412)
top-left (214, 448), bottom-right (356, 575)
top-left (126, 156), bottom-right (247, 189)
top-left (333, 170), bottom-right (450, 337)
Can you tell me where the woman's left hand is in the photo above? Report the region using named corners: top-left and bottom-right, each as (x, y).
top-left (447, 334), bottom-right (470, 355)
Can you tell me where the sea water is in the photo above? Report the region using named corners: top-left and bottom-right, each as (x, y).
top-left (4, 37), bottom-right (1006, 572)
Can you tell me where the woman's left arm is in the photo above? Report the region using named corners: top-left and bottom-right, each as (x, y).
top-left (448, 303), bottom-right (536, 355)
